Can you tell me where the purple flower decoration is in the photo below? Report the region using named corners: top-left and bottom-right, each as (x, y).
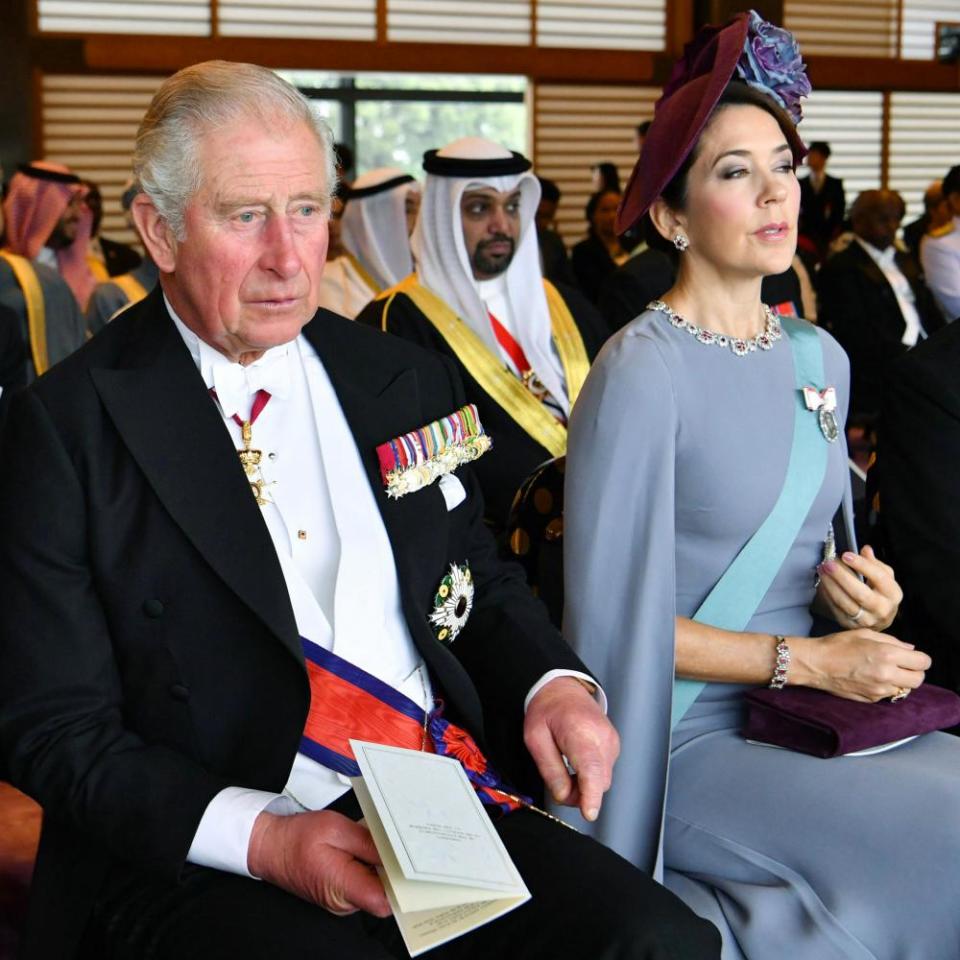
top-left (736, 10), bottom-right (811, 124)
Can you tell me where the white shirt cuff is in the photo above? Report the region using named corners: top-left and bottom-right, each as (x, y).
top-left (187, 787), bottom-right (299, 878)
top-left (524, 669), bottom-right (608, 715)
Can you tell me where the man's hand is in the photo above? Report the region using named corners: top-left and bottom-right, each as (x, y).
top-left (523, 676), bottom-right (620, 822)
top-left (247, 809), bottom-right (391, 917)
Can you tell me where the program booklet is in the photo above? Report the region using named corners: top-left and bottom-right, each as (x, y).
top-left (350, 739), bottom-right (531, 957)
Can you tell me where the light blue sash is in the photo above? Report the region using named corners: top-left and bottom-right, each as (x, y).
top-left (671, 317), bottom-right (831, 729)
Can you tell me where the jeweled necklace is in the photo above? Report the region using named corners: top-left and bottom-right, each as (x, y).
top-left (648, 299), bottom-right (782, 358)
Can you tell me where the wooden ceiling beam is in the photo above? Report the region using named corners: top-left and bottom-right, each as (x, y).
top-left (25, 34), bottom-right (960, 93)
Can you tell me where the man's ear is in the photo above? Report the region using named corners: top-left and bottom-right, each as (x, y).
top-left (130, 194), bottom-right (177, 273)
top-left (649, 198), bottom-right (685, 246)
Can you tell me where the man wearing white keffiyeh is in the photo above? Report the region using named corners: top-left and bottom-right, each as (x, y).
top-left (358, 137), bottom-right (608, 533)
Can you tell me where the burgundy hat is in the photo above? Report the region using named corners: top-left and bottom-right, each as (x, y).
top-left (618, 10), bottom-right (810, 234)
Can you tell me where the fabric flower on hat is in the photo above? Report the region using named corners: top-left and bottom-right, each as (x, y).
top-left (736, 10), bottom-right (811, 124)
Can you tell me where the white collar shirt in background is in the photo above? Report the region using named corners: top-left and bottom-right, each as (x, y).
top-left (855, 237), bottom-right (924, 346)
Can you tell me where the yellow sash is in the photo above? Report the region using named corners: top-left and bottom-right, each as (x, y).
top-left (111, 272), bottom-right (149, 306)
top-left (344, 252), bottom-right (382, 296)
top-left (377, 276), bottom-right (589, 458)
top-left (86, 255), bottom-right (110, 283)
top-left (0, 250), bottom-right (49, 377)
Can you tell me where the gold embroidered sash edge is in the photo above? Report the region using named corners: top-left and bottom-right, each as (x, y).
top-left (111, 273), bottom-right (150, 305)
top-left (343, 252), bottom-right (382, 297)
top-left (377, 275), bottom-right (589, 458)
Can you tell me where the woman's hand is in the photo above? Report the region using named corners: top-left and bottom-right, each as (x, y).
top-left (815, 544), bottom-right (903, 632)
top-left (791, 629), bottom-right (930, 702)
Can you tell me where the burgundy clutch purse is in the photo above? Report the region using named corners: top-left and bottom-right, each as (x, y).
top-left (743, 684), bottom-right (960, 758)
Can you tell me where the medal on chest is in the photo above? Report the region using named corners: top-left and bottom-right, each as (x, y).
top-left (802, 385), bottom-right (839, 443)
top-left (237, 419), bottom-right (272, 506)
top-left (211, 386), bottom-right (275, 506)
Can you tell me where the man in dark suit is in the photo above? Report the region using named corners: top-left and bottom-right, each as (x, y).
top-left (877, 320), bottom-right (960, 707)
top-left (818, 189), bottom-right (943, 423)
top-left (535, 175), bottom-right (577, 289)
top-left (0, 61), bottom-right (718, 960)
top-left (0, 302), bottom-right (26, 428)
top-left (798, 141), bottom-right (845, 261)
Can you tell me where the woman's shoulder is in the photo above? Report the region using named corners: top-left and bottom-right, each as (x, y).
top-left (581, 310), bottom-right (678, 398)
top-left (808, 321), bottom-right (851, 381)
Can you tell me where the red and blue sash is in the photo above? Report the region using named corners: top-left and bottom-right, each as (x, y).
top-left (299, 637), bottom-right (527, 813)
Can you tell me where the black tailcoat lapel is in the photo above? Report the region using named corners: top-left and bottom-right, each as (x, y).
top-left (90, 292), bottom-right (301, 665)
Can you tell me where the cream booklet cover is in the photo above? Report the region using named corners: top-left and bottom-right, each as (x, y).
top-left (350, 740), bottom-right (530, 957)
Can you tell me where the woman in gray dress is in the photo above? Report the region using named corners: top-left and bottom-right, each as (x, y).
top-left (564, 12), bottom-right (960, 959)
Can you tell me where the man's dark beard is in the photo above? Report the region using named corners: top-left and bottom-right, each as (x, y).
top-left (46, 219), bottom-right (77, 250)
top-left (472, 235), bottom-right (515, 278)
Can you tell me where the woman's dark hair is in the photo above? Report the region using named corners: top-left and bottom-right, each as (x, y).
top-left (645, 81), bottom-right (799, 251)
top-left (585, 189), bottom-right (621, 234)
top-left (592, 162), bottom-right (621, 193)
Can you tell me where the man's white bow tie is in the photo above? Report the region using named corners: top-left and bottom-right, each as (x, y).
top-left (212, 351), bottom-right (291, 420)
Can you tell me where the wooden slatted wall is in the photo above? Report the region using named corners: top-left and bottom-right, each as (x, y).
top-left (796, 90), bottom-right (884, 219)
top-left (536, 0), bottom-right (666, 50)
top-left (889, 92), bottom-right (960, 221)
top-left (41, 74), bottom-right (163, 246)
top-left (533, 84), bottom-right (659, 248)
top-left (784, 0), bottom-right (898, 57)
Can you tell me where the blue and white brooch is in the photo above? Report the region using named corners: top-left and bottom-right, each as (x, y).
top-left (802, 386), bottom-right (839, 442)
top-left (375, 403), bottom-right (492, 500)
top-left (429, 562), bottom-right (474, 643)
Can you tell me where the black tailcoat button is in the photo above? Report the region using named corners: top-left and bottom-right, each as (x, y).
top-left (142, 599), bottom-right (165, 618)
top-left (169, 684), bottom-right (190, 702)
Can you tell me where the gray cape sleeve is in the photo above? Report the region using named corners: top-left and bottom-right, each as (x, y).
top-left (562, 317), bottom-right (678, 875)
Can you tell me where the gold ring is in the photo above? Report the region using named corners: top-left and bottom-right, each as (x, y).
top-left (891, 687), bottom-right (910, 702)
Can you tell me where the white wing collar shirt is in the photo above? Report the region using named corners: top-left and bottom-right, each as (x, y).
top-left (169, 298), bottom-right (430, 876)
top-left (412, 137), bottom-right (571, 417)
top-left (854, 236), bottom-right (925, 346)
top-left (167, 298), bottom-right (604, 878)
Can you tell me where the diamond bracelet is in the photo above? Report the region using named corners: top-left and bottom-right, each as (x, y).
top-left (769, 635), bottom-right (790, 689)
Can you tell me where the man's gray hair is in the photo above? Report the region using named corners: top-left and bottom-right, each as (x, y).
top-left (133, 60), bottom-right (336, 239)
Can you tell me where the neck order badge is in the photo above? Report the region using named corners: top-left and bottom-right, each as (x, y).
top-left (211, 387), bottom-right (273, 505)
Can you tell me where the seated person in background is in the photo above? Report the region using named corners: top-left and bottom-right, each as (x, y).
top-left (535, 176), bottom-right (577, 288)
top-left (315, 193), bottom-right (359, 317)
top-left (818, 189), bottom-right (943, 425)
top-left (358, 137), bottom-right (607, 535)
top-left (877, 319), bottom-right (960, 706)
top-left (564, 13), bottom-right (960, 959)
top-left (591, 161), bottom-right (621, 194)
top-left (571, 189), bottom-right (628, 303)
top-left (0, 60), bottom-right (720, 960)
top-left (86, 180), bottom-right (160, 334)
top-left (902, 179), bottom-right (951, 261)
top-left (920, 164), bottom-right (960, 323)
top-left (0, 162), bottom-right (89, 380)
top-left (340, 167), bottom-right (419, 303)
top-left (598, 214), bottom-right (806, 335)
top-left (82, 179), bottom-right (142, 280)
